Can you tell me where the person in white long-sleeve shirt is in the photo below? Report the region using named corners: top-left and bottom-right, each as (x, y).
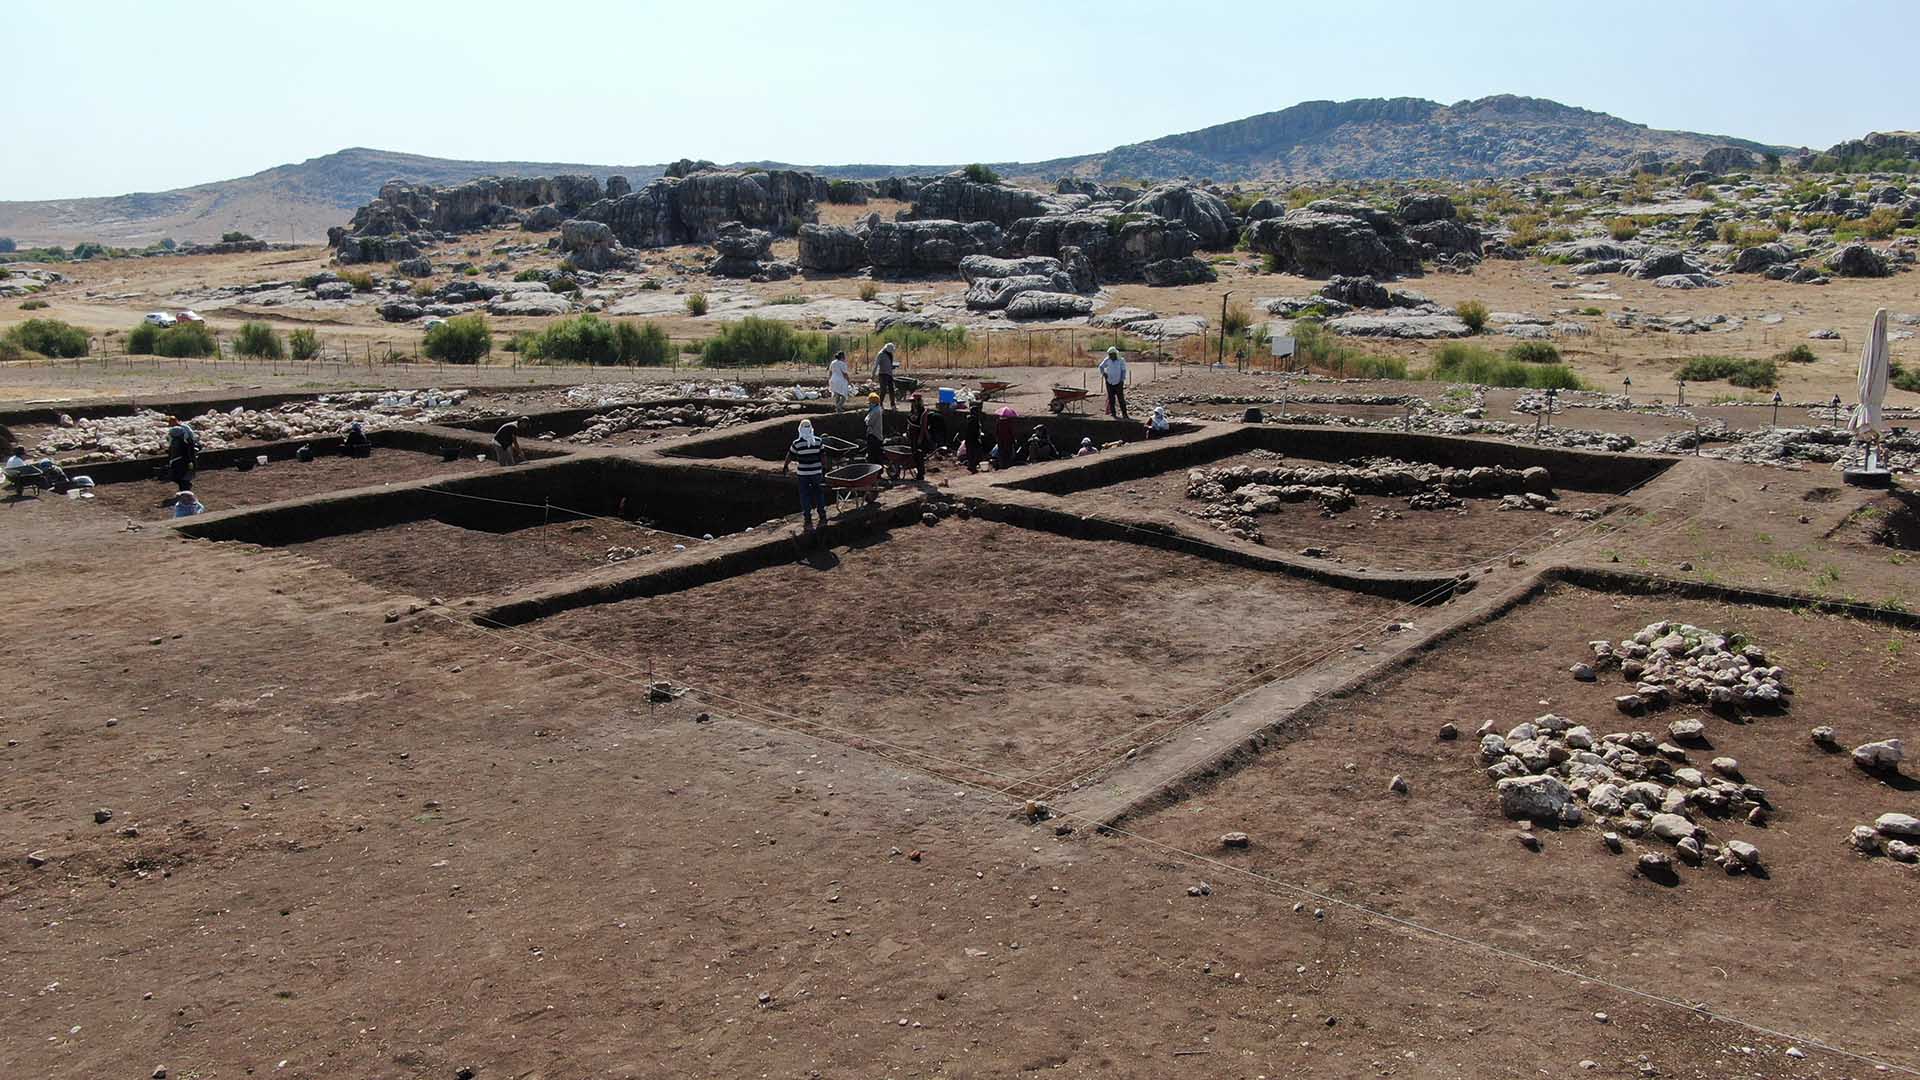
top-left (1098, 347), bottom-right (1129, 419)
top-left (827, 350), bottom-right (853, 410)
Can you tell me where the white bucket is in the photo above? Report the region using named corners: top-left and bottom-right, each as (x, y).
top-left (256, 455), bottom-right (268, 465)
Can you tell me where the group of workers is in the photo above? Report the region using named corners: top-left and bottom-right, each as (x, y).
top-left (780, 345), bottom-right (1170, 534)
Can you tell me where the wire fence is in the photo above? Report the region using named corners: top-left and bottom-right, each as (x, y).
top-left (2, 324), bottom-right (1264, 390)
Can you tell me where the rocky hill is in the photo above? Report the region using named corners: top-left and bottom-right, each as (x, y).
top-left (0, 149), bottom-right (660, 247)
top-left (1019, 96), bottom-right (1791, 182)
top-left (0, 97), bottom-right (1819, 246)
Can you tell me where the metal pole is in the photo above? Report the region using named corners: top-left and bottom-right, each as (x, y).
top-left (1217, 291), bottom-right (1232, 368)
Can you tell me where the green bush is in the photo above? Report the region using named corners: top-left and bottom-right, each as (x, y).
top-left (1606, 216), bottom-right (1639, 241)
top-left (549, 274), bottom-right (579, 295)
top-left (423, 314), bottom-right (492, 364)
top-left (961, 163), bottom-right (1001, 185)
top-left (698, 316), bottom-right (844, 367)
top-left (866, 323), bottom-right (966, 355)
top-left (1455, 299), bottom-right (1490, 333)
top-left (338, 269), bottom-right (375, 292)
top-left (1426, 343), bottom-right (1584, 389)
top-left (1777, 343), bottom-right (1817, 364)
top-left (3, 318), bottom-right (89, 358)
top-left (857, 281), bottom-right (878, 302)
top-left (613, 320), bottom-right (673, 366)
top-left (72, 242), bottom-right (109, 260)
top-left (1892, 363), bottom-right (1920, 394)
top-left (127, 321), bottom-right (215, 357)
top-left (19, 299), bottom-right (48, 310)
top-left (685, 291), bottom-right (708, 316)
top-left (1579, 306), bottom-right (1604, 316)
top-left (513, 268), bottom-right (546, 283)
top-left (1291, 319), bottom-right (1408, 379)
top-left (289, 328), bottom-right (320, 361)
top-left (221, 231), bottom-right (255, 243)
top-left (1676, 355), bottom-right (1777, 389)
top-left (1222, 303), bottom-right (1253, 336)
top-left (520, 314), bottom-right (667, 366)
top-left (232, 321), bottom-right (284, 359)
top-left (1505, 341), bottom-right (1561, 364)
top-left (1260, 251), bottom-right (1284, 273)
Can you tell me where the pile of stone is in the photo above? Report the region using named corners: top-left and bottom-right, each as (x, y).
top-left (1469, 624), bottom-right (1793, 878)
top-left (1590, 621), bottom-right (1789, 712)
top-left (1647, 424), bottom-right (1920, 473)
top-left (559, 382), bottom-right (750, 407)
top-left (1848, 811), bottom-right (1919, 864)
top-left (33, 396), bottom-right (456, 462)
top-left (1193, 458), bottom-right (1550, 499)
top-left (567, 402), bottom-right (802, 443)
top-left (1181, 457), bottom-right (1554, 541)
top-left (1226, 405), bottom-right (1640, 454)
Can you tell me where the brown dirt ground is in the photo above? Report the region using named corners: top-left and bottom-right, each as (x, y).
top-left (3, 363), bottom-right (1918, 1076)
top-left (66, 450), bottom-right (492, 519)
top-left (1058, 450), bottom-right (1625, 571)
top-left (1131, 580), bottom-right (1920, 1064)
top-left (535, 519), bottom-right (1403, 786)
top-left (289, 516), bottom-right (673, 599)
top-left (2, 516), bottom-right (1823, 1079)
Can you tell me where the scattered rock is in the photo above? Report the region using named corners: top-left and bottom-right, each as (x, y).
top-left (1220, 832), bottom-right (1250, 849)
top-left (1496, 775), bottom-right (1574, 821)
top-left (1875, 812), bottom-right (1920, 839)
top-left (1852, 739), bottom-right (1904, 772)
top-left (1387, 774), bottom-right (1410, 795)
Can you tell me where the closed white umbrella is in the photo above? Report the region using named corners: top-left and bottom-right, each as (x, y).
top-left (1848, 307), bottom-right (1890, 443)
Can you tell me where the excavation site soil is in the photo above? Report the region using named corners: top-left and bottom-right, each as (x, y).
top-left (535, 519), bottom-right (1401, 785)
top-left (1063, 449), bottom-right (1626, 570)
top-left (3, 373), bottom-right (1916, 1080)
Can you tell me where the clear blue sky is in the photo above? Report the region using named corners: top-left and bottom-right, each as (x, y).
top-left (4, 0), bottom-right (1913, 201)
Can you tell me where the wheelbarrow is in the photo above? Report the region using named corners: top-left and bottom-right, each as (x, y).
top-left (978, 380), bottom-right (1015, 402)
top-left (1048, 385), bottom-right (1091, 415)
top-left (891, 375), bottom-right (921, 396)
top-left (819, 435), bottom-right (862, 463)
top-left (825, 463), bottom-right (884, 510)
top-left (881, 441), bottom-right (920, 481)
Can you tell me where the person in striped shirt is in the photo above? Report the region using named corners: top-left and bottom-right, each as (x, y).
top-left (782, 419), bottom-right (828, 533)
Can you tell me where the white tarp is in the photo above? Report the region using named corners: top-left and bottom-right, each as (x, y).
top-left (1848, 307), bottom-right (1890, 439)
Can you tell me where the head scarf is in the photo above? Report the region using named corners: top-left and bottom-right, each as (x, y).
top-left (998, 406), bottom-right (1016, 418)
top-left (796, 419), bottom-right (819, 447)
top-left (881, 342), bottom-right (896, 354)
top-left (1107, 346), bottom-right (1119, 357)
top-left (1151, 405), bottom-right (1168, 429)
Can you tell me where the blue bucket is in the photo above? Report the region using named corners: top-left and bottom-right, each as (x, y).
top-left (937, 386), bottom-right (958, 407)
